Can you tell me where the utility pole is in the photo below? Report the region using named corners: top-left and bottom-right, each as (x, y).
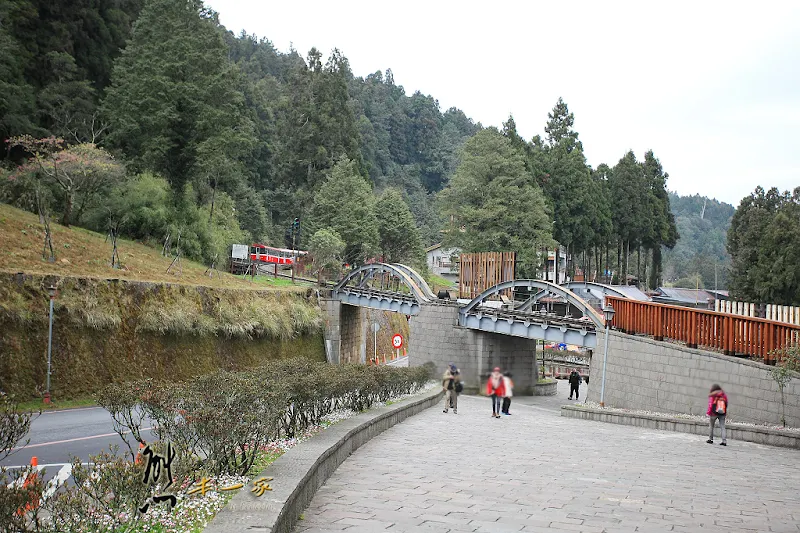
top-left (45, 285), bottom-right (57, 404)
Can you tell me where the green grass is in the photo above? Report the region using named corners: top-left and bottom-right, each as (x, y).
top-left (247, 449), bottom-right (284, 476)
top-left (427, 274), bottom-right (456, 292)
top-left (0, 202), bottom-right (301, 291)
top-left (242, 274), bottom-right (314, 288)
top-left (15, 396), bottom-right (97, 412)
top-left (536, 378), bottom-right (556, 384)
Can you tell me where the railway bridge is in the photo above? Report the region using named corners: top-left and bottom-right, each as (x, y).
top-left (322, 264), bottom-right (800, 426)
top-left (324, 263), bottom-right (607, 395)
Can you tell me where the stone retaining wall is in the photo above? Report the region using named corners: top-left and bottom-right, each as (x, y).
top-left (587, 330), bottom-right (800, 427)
top-left (205, 387), bottom-right (444, 533)
top-left (561, 404), bottom-right (800, 449)
top-left (409, 302), bottom-right (539, 395)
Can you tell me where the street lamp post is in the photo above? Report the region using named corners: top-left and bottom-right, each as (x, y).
top-left (44, 285), bottom-right (57, 404)
top-left (599, 303), bottom-right (615, 408)
top-left (540, 305), bottom-right (547, 378)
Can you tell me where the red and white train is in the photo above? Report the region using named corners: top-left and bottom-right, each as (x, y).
top-left (248, 244), bottom-right (307, 265)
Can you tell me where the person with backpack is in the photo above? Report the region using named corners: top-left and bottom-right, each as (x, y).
top-left (486, 367), bottom-right (506, 418)
top-left (707, 384), bottom-right (728, 446)
top-left (568, 369), bottom-right (582, 400)
top-left (501, 372), bottom-right (514, 415)
top-left (442, 363), bottom-right (461, 414)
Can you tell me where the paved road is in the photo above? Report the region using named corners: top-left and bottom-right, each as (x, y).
top-left (1, 406), bottom-right (152, 470)
top-left (295, 381), bottom-right (800, 532)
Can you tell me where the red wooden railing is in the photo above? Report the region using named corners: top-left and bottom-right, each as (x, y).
top-left (606, 296), bottom-right (800, 364)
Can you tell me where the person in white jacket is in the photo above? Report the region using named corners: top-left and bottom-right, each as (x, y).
top-left (501, 372), bottom-right (514, 415)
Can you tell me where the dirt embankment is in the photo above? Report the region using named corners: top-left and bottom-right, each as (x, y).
top-left (0, 273), bottom-right (325, 400)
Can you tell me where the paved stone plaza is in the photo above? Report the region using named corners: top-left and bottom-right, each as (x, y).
top-left (295, 382), bottom-right (800, 532)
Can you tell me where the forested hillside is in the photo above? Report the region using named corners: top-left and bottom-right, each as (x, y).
top-left (2, 0), bottom-right (680, 289)
top-left (662, 193), bottom-right (734, 289)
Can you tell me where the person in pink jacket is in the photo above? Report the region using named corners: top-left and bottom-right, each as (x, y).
top-left (707, 384), bottom-right (728, 446)
top-left (486, 367), bottom-right (506, 418)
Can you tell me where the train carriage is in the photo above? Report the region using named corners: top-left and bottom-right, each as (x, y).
top-left (249, 244), bottom-right (306, 265)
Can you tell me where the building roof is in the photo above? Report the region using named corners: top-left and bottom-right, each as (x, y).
top-left (653, 287), bottom-right (715, 306)
top-left (706, 289), bottom-right (730, 300)
top-left (610, 285), bottom-right (650, 301)
top-left (425, 243), bottom-right (460, 254)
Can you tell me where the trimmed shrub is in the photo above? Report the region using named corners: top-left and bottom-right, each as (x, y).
top-left (96, 360), bottom-right (435, 478)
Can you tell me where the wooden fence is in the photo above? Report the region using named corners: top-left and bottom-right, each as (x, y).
top-left (458, 252), bottom-right (516, 299)
top-left (715, 299), bottom-right (800, 326)
top-left (607, 296), bottom-right (800, 364)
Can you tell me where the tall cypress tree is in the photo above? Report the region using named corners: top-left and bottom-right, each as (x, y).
top-left (641, 150), bottom-right (678, 289)
top-left (103, 0), bottom-right (254, 194)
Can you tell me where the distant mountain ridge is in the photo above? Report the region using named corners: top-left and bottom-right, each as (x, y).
top-left (662, 192), bottom-right (735, 289)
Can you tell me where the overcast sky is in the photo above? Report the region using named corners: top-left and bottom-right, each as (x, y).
top-left (206, 1), bottom-right (800, 206)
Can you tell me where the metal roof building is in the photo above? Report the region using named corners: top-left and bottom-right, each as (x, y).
top-left (652, 287), bottom-right (716, 308)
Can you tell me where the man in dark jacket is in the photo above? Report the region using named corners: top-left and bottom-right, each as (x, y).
top-left (568, 369), bottom-right (581, 400)
top-left (442, 363), bottom-right (460, 414)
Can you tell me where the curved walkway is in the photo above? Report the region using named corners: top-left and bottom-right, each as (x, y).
top-left (295, 382), bottom-right (800, 533)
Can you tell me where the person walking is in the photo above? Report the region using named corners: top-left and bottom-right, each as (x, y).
top-left (442, 363), bottom-right (460, 414)
top-left (707, 384), bottom-right (728, 446)
top-left (501, 372), bottom-right (514, 415)
top-left (486, 367), bottom-right (506, 418)
top-left (568, 368), bottom-right (582, 400)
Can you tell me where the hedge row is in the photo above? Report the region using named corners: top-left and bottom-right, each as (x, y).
top-left (96, 360), bottom-right (435, 478)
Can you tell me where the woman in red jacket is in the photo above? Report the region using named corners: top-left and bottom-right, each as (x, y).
top-left (707, 384), bottom-right (728, 446)
top-left (486, 367), bottom-right (506, 418)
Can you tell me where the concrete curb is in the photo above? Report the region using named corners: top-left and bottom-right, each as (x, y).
top-left (204, 387), bottom-right (444, 533)
top-left (532, 381), bottom-right (557, 396)
top-left (561, 404), bottom-right (800, 449)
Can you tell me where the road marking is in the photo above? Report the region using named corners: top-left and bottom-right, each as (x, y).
top-left (41, 406), bottom-right (103, 415)
top-left (11, 427), bottom-right (153, 451)
top-left (43, 463), bottom-right (72, 499)
top-left (5, 463), bottom-right (85, 499)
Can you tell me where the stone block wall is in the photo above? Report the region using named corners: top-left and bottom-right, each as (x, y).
top-left (339, 303), bottom-right (365, 364)
top-left (479, 333), bottom-right (538, 395)
top-left (409, 302), bottom-right (538, 395)
top-left (321, 298), bottom-right (341, 364)
top-left (587, 330), bottom-right (800, 426)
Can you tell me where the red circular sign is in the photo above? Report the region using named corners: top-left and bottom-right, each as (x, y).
top-left (392, 334), bottom-right (404, 349)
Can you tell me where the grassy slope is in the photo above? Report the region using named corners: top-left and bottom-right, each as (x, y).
top-left (0, 203), bottom-right (304, 290)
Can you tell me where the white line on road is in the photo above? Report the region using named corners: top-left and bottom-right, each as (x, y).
top-left (5, 463), bottom-right (86, 499)
top-left (41, 406), bottom-right (103, 415)
top-left (11, 427), bottom-right (153, 451)
top-left (43, 463), bottom-right (72, 499)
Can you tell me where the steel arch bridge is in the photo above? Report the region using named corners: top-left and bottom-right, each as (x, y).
top-left (332, 263), bottom-right (434, 315)
top-left (517, 281), bottom-right (637, 312)
top-left (458, 279), bottom-right (604, 347)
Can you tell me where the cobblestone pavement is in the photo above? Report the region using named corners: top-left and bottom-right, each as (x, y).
top-left (295, 381), bottom-right (800, 532)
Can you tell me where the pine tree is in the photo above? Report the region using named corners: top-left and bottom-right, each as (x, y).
top-left (641, 150), bottom-right (678, 289)
top-left (375, 188), bottom-right (422, 263)
top-left (310, 157), bottom-right (379, 265)
top-left (545, 97), bottom-right (582, 152)
top-left (439, 129), bottom-right (553, 275)
top-left (103, 0), bottom-right (254, 194)
top-left (728, 187), bottom-right (800, 304)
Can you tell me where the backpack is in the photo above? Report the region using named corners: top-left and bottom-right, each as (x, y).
top-left (714, 397), bottom-right (726, 415)
top-left (454, 381), bottom-right (463, 393)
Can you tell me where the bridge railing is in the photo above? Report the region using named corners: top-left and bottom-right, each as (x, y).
top-left (607, 296), bottom-right (800, 364)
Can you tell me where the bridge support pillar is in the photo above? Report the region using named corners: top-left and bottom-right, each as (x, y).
top-left (322, 299), bottom-right (367, 364)
top-left (409, 303), bottom-right (539, 395)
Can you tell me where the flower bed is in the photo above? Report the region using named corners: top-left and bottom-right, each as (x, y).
top-left (6, 360), bottom-right (435, 533)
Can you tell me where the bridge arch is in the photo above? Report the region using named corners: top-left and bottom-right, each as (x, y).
top-left (389, 263), bottom-right (436, 300)
top-left (460, 279), bottom-right (604, 327)
top-left (517, 281), bottom-right (636, 312)
top-left (334, 263), bottom-right (432, 304)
